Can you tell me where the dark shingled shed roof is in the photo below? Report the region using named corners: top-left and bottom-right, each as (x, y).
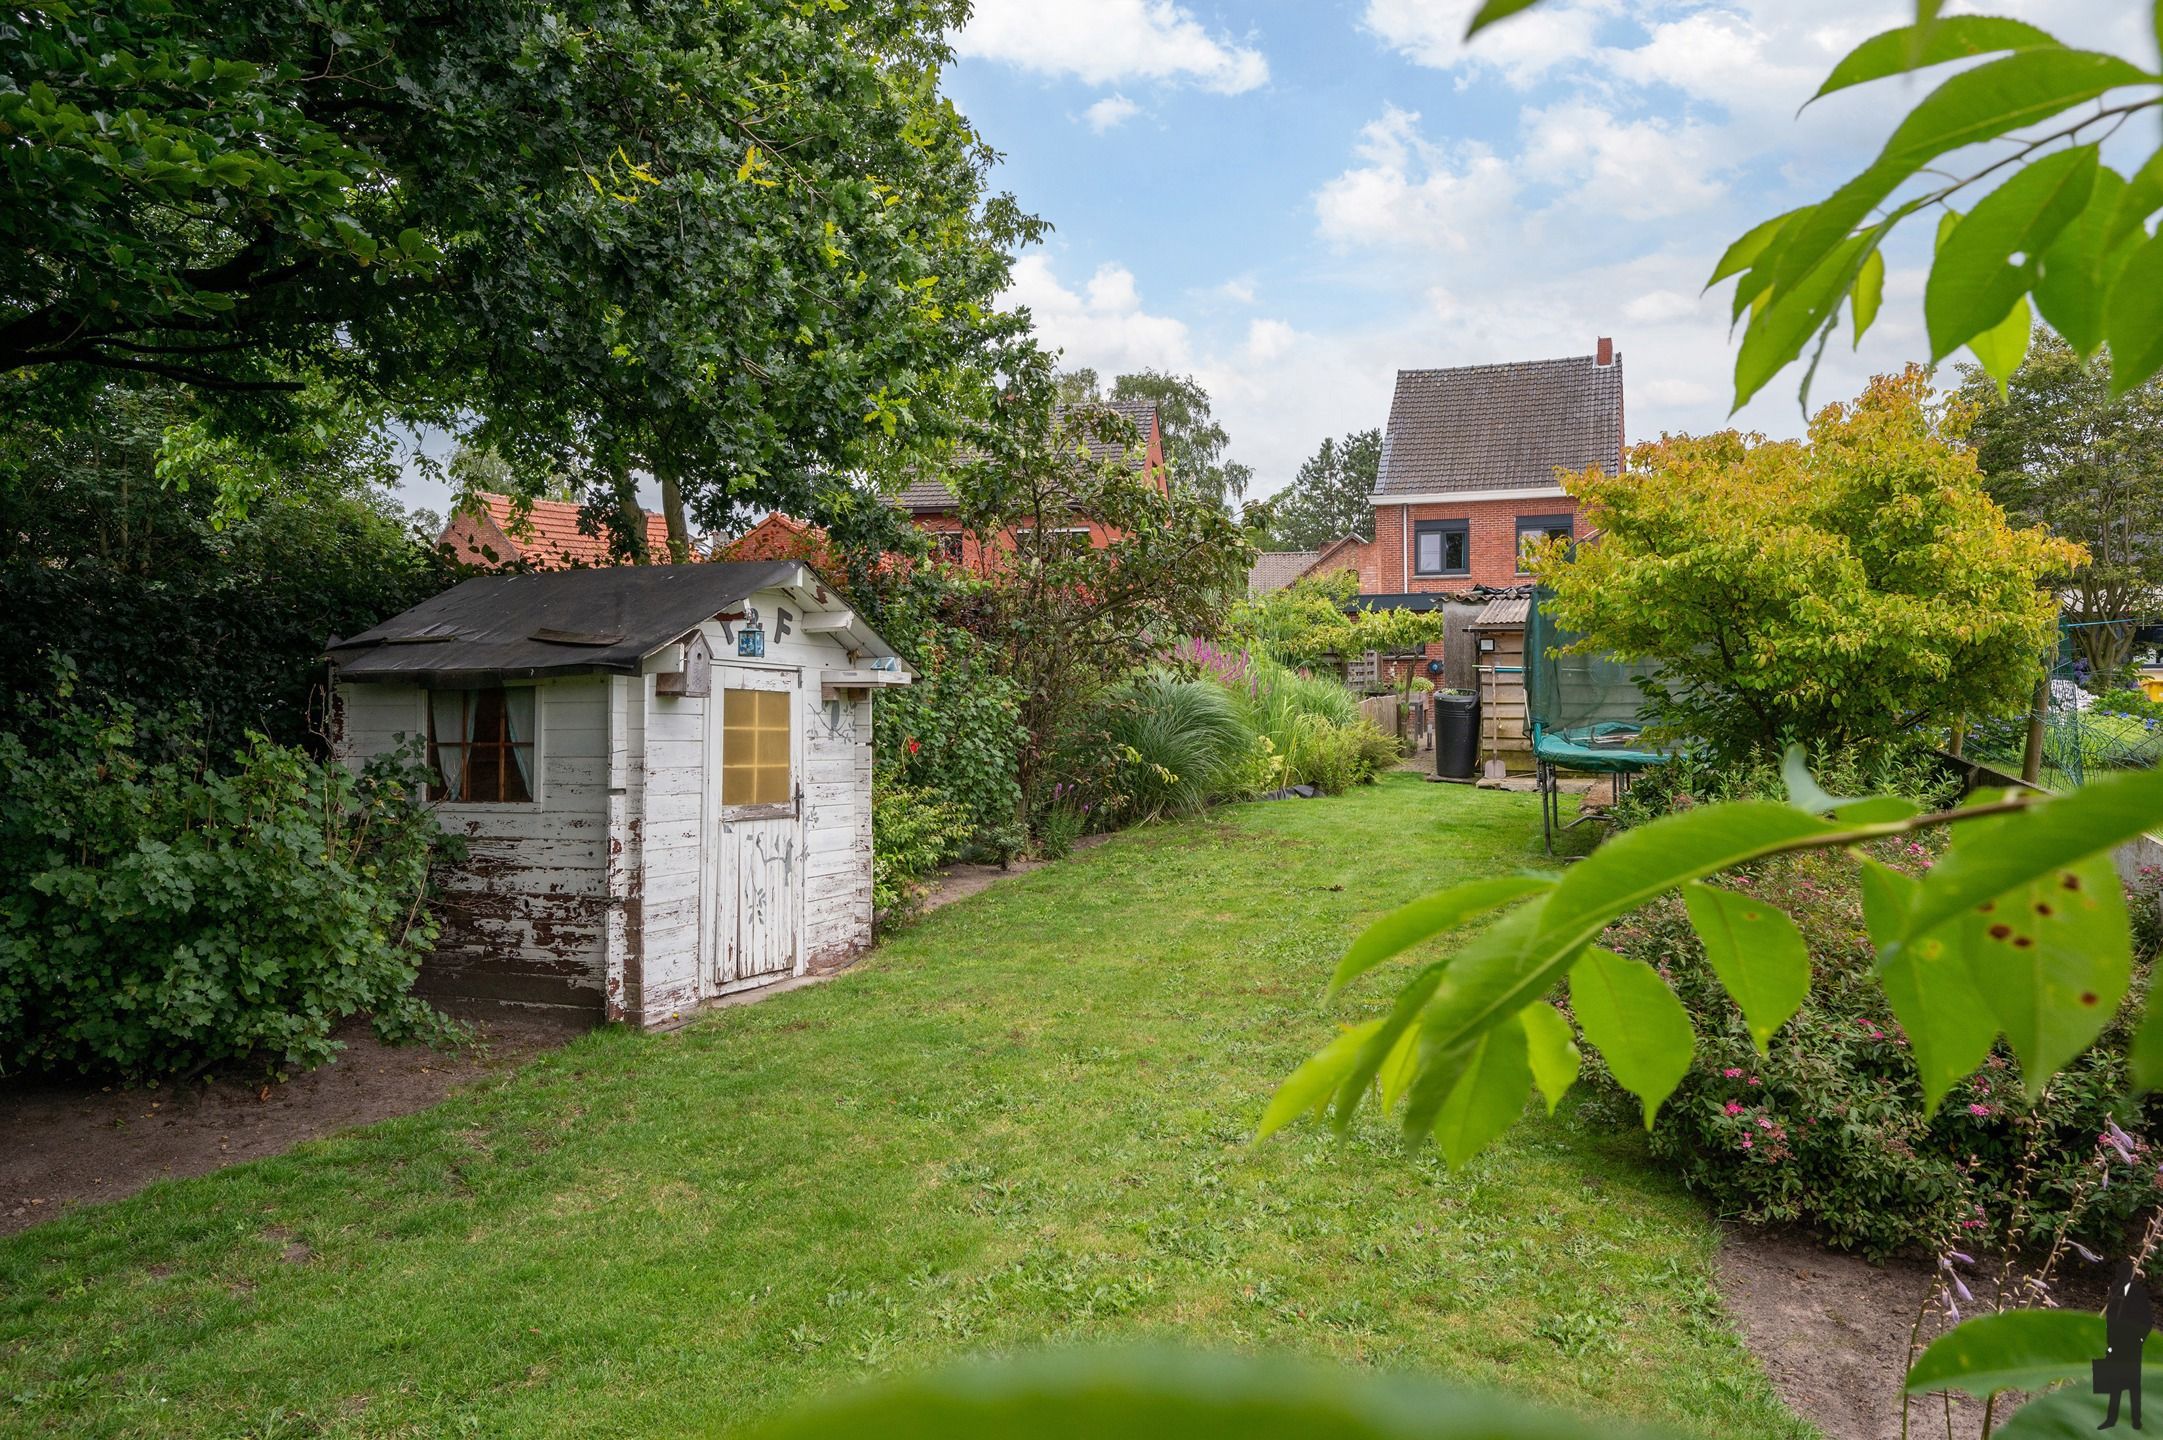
top-left (894, 400), bottom-right (1161, 513)
top-left (1373, 353), bottom-right (1623, 499)
top-left (326, 562), bottom-right (869, 687)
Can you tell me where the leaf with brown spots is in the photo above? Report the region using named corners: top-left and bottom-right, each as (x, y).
top-left (1958, 851), bottom-right (2129, 1097)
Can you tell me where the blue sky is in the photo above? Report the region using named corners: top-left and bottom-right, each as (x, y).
top-left (944, 0), bottom-right (2150, 502)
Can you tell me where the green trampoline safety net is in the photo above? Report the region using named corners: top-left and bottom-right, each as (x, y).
top-left (1525, 589), bottom-right (1672, 773)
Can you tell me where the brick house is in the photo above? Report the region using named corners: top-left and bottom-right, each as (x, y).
top-left (1288, 340), bottom-right (1624, 681)
top-left (438, 491), bottom-right (679, 570)
top-left (894, 400), bottom-right (1168, 568)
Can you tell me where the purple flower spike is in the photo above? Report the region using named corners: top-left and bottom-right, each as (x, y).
top-left (1947, 1251), bottom-right (1975, 1267)
top-left (2073, 1242), bottom-right (2104, 1264)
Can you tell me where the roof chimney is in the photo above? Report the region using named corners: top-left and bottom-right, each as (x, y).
top-left (1596, 336), bottom-right (1614, 367)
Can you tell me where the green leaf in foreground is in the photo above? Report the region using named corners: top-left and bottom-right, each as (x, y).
top-left (1959, 850), bottom-right (2130, 1095)
top-left (1570, 948), bottom-right (1694, 1128)
top-left (1328, 874), bottom-right (1555, 1000)
top-left (1925, 145), bottom-right (2097, 362)
top-left (1432, 1018), bottom-right (1531, 1170)
top-left (750, 1346), bottom-right (1651, 1440)
top-left (1464, 0), bottom-right (1544, 39)
top-left (1905, 1307), bottom-right (2102, 1397)
top-left (1682, 882), bottom-right (1810, 1053)
top-left (2106, 231), bottom-right (2163, 396)
top-left (1258, 1020), bottom-right (1378, 1139)
top-left (1851, 246), bottom-right (1885, 347)
top-left (1878, 920), bottom-right (1999, 1112)
top-left (1519, 1003), bottom-right (1581, 1116)
top-left (2033, 166), bottom-right (2130, 357)
top-left (1893, 766), bottom-right (2163, 951)
top-left (1808, 17), bottom-right (2061, 106)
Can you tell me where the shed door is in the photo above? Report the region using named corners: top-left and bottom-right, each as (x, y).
top-left (710, 665), bottom-right (804, 989)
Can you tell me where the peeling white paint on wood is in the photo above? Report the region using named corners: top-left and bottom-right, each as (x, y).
top-left (331, 584), bottom-right (892, 1029)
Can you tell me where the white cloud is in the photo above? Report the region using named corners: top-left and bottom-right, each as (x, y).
top-left (1519, 101), bottom-right (1726, 221)
top-left (1245, 318), bottom-right (1295, 362)
top-left (956, 0), bottom-right (1268, 94)
top-left (1313, 106), bottom-right (1517, 253)
top-left (1083, 94), bottom-right (1141, 132)
top-left (1006, 255), bottom-right (1196, 376)
top-left (1216, 277), bottom-right (1257, 305)
top-left (1363, 0), bottom-right (1606, 86)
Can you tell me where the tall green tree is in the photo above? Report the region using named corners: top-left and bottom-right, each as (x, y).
top-left (1053, 368), bottom-right (1252, 509)
top-left (1957, 332), bottom-right (2163, 680)
top-left (0, 381), bottom-right (448, 752)
top-left (953, 354), bottom-right (1254, 816)
top-left (1265, 429), bottom-right (1380, 552)
top-left (1, 0), bottom-right (1039, 545)
top-left (1538, 369), bottom-right (2081, 756)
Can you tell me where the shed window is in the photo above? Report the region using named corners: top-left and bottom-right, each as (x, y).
top-left (722, 688), bottom-right (793, 807)
top-left (427, 688), bottom-right (535, 803)
top-left (1516, 513), bottom-right (1575, 571)
top-left (1414, 520), bottom-right (1469, 576)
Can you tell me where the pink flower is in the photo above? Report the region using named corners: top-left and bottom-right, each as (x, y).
top-left (1757, 1116), bottom-right (1774, 1130)
top-left (1722, 1067), bottom-right (1742, 1079)
top-left (1746, 1076), bottom-right (1762, 1087)
top-left (1740, 1137), bottom-right (1755, 1150)
top-left (1723, 1101), bottom-right (1744, 1116)
top-left (1968, 1103), bottom-right (1991, 1118)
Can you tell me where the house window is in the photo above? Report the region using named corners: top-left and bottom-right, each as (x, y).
top-left (1413, 520), bottom-right (1469, 577)
top-left (722, 688), bottom-right (793, 808)
top-left (1014, 526), bottom-right (1093, 553)
top-left (427, 688), bottom-right (536, 803)
top-left (1516, 513), bottom-right (1575, 571)
top-left (935, 531), bottom-right (966, 563)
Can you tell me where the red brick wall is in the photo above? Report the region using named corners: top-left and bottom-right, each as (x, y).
top-left (1366, 496), bottom-right (1581, 592)
top-left (908, 512), bottom-right (1128, 573)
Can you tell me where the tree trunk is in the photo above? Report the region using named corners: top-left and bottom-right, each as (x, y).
top-left (658, 463), bottom-right (691, 563)
top-left (2020, 671), bottom-right (2050, 786)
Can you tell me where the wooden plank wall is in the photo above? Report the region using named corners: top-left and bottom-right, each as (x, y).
top-left (333, 678), bottom-right (615, 1019)
top-left (1477, 628), bottom-right (1532, 768)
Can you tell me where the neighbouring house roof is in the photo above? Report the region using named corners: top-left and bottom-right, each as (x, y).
top-left (327, 562), bottom-right (900, 687)
top-left (894, 400), bottom-right (1162, 514)
top-left (1372, 351), bottom-right (1624, 500)
top-left (439, 492), bottom-right (679, 569)
top-left (1248, 550), bottom-right (1322, 595)
top-left (1467, 595), bottom-right (1531, 631)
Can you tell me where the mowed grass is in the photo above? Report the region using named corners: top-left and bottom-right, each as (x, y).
top-left (0, 774), bottom-right (1811, 1440)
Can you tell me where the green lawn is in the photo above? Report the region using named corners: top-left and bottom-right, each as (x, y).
top-left (0, 774), bottom-right (1811, 1440)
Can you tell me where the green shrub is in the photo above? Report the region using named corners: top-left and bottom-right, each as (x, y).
top-left (2094, 688), bottom-right (2163, 723)
top-left (1585, 844), bottom-right (2162, 1259)
top-left (0, 698), bottom-right (452, 1079)
top-left (873, 629), bottom-right (1026, 862)
top-left (871, 780), bottom-right (970, 921)
top-left (1107, 669), bottom-right (1255, 820)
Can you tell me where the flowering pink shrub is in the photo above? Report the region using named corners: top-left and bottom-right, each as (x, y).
top-left (1581, 842), bottom-right (2163, 1259)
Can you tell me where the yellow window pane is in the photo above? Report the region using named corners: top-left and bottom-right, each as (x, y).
top-left (756, 728), bottom-right (789, 766)
top-left (722, 766), bottom-right (756, 806)
top-left (756, 765), bottom-right (790, 805)
top-left (759, 690), bottom-right (791, 728)
top-left (723, 689), bottom-right (758, 727)
top-left (722, 686), bottom-right (795, 808)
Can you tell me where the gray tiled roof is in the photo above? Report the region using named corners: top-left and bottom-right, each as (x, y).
top-left (1373, 353), bottom-right (1623, 499)
top-left (894, 400), bottom-right (1161, 513)
top-left (1247, 550), bottom-right (1322, 595)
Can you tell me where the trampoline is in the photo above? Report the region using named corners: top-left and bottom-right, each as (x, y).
top-left (1525, 590), bottom-right (1672, 855)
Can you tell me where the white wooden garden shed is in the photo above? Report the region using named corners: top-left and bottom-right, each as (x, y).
top-left (325, 562), bottom-right (910, 1028)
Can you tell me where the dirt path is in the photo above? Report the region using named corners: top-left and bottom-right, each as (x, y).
top-left (0, 1016), bottom-right (572, 1238)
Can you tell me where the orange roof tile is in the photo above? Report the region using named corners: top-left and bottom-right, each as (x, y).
top-left (442, 492), bottom-right (679, 569)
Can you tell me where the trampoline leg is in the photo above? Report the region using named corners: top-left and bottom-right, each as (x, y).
top-left (1540, 761), bottom-right (1555, 857)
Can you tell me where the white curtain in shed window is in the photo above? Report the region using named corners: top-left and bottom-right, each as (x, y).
top-left (504, 687), bottom-right (536, 796)
top-left (430, 691), bottom-right (473, 800)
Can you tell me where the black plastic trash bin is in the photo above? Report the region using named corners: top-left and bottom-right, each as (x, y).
top-left (1434, 691), bottom-right (1480, 779)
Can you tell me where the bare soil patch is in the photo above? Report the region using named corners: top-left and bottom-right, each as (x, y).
top-left (0, 1015), bottom-right (573, 1238)
top-left (917, 833), bottom-right (1113, 915)
top-left (1715, 1228), bottom-right (2132, 1440)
